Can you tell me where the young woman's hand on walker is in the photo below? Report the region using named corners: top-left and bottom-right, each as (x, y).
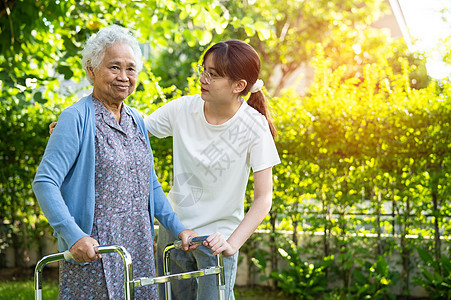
top-left (204, 232), bottom-right (237, 257)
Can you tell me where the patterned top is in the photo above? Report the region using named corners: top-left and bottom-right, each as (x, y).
top-left (58, 98), bottom-right (158, 299)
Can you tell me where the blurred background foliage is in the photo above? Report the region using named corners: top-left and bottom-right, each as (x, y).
top-left (1, 0), bottom-right (449, 298)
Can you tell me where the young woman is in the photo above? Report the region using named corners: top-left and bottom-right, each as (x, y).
top-left (145, 40), bottom-right (280, 300)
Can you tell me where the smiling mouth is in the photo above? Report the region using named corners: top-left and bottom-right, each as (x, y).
top-left (116, 85), bottom-right (129, 90)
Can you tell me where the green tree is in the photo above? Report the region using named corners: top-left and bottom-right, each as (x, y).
top-left (268, 43), bottom-right (450, 297)
top-left (0, 0), bottom-right (244, 267)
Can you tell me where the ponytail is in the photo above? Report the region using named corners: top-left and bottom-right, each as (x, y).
top-left (203, 40), bottom-right (276, 138)
top-left (247, 91), bottom-right (277, 139)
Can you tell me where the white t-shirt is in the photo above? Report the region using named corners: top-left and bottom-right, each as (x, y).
top-left (144, 94), bottom-right (280, 237)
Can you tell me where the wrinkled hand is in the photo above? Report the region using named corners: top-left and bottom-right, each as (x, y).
top-left (204, 232), bottom-right (237, 257)
top-left (49, 122), bottom-right (57, 135)
top-left (70, 236), bottom-right (101, 263)
top-left (178, 230), bottom-right (198, 251)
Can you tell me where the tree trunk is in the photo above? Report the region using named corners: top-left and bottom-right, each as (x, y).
top-left (11, 220), bottom-right (21, 267)
top-left (272, 66), bottom-right (299, 97)
top-left (376, 190), bottom-right (382, 256)
top-left (21, 221), bottom-right (29, 267)
top-left (292, 200), bottom-right (299, 246)
top-left (432, 190), bottom-right (441, 268)
top-left (34, 207), bottom-right (44, 262)
top-left (322, 189), bottom-right (330, 279)
top-left (269, 211), bottom-right (277, 289)
top-left (400, 196), bottom-right (411, 296)
top-left (431, 162), bottom-right (442, 267)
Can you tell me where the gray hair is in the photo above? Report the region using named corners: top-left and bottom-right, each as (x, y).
top-left (81, 25), bottom-right (143, 84)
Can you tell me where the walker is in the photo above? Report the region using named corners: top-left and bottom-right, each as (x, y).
top-left (34, 236), bottom-right (225, 300)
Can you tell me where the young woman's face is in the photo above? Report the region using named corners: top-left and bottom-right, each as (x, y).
top-left (89, 42), bottom-right (138, 103)
top-left (199, 54), bottom-right (240, 104)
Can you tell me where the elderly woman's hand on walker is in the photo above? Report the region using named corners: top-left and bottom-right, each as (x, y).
top-left (178, 229), bottom-right (201, 251)
top-left (69, 236), bottom-right (102, 263)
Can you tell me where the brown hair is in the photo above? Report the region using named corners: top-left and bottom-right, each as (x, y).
top-left (202, 40), bottom-right (276, 139)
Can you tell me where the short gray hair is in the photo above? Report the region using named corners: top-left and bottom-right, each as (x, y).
top-left (81, 25), bottom-right (143, 83)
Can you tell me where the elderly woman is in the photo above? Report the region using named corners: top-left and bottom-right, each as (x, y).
top-left (33, 25), bottom-right (196, 299)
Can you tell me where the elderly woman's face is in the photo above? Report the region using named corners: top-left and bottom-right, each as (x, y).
top-left (89, 42), bottom-right (138, 103)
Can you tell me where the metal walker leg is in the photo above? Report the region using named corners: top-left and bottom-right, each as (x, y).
top-left (162, 236), bottom-right (225, 300)
top-left (34, 245), bottom-right (134, 300)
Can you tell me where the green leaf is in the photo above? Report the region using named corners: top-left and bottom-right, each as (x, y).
top-left (33, 92), bottom-right (47, 104)
top-left (353, 269), bottom-right (366, 284)
top-left (255, 21), bottom-right (271, 40)
top-left (56, 65), bottom-right (74, 80)
top-left (194, 29), bottom-right (212, 46)
top-left (183, 29), bottom-right (196, 47)
top-left (420, 266), bottom-right (435, 282)
top-left (440, 256), bottom-right (451, 274)
top-left (375, 256), bottom-right (388, 275)
top-left (240, 16), bottom-right (253, 26)
top-left (416, 247), bottom-right (434, 266)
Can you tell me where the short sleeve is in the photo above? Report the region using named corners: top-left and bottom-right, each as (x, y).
top-left (249, 115), bottom-right (281, 172)
top-left (144, 99), bottom-right (181, 138)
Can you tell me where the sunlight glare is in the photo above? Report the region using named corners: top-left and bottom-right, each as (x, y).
top-left (398, 0), bottom-right (451, 78)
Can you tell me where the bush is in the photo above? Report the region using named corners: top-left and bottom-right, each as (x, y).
top-left (413, 246), bottom-right (451, 299)
top-left (265, 45), bottom-right (450, 297)
top-left (270, 243), bottom-right (332, 299)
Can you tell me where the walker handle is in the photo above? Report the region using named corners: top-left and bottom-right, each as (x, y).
top-left (63, 250), bottom-right (73, 260)
top-left (63, 246), bottom-right (99, 261)
top-left (36, 245), bottom-right (134, 300)
top-left (173, 235), bottom-right (209, 249)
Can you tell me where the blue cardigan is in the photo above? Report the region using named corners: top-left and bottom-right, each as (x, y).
top-left (33, 94), bottom-right (186, 252)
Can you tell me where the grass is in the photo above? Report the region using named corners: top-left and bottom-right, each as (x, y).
top-left (0, 280), bottom-right (290, 299)
top-left (235, 285), bottom-right (294, 299)
top-left (0, 280), bottom-right (59, 299)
